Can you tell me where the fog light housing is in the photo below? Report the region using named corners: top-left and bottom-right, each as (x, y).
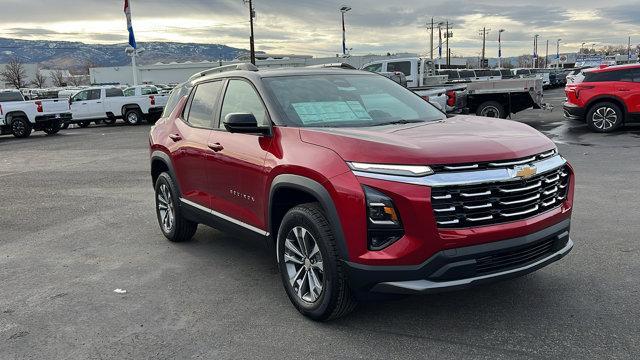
top-left (364, 186), bottom-right (404, 251)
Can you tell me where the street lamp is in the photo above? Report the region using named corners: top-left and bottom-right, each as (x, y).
top-left (556, 38), bottom-right (562, 68)
top-left (498, 29), bottom-right (505, 68)
top-left (340, 5), bottom-right (351, 57)
top-left (533, 34), bottom-right (539, 68)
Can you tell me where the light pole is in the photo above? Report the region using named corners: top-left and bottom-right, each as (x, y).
top-left (556, 38), bottom-right (562, 68)
top-left (243, 0), bottom-right (256, 65)
top-left (498, 29), bottom-right (505, 68)
top-left (438, 22), bottom-right (444, 69)
top-left (340, 5), bottom-right (351, 57)
top-left (533, 34), bottom-right (539, 68)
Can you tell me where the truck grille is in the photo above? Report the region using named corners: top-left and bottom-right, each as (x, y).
top-left (431, 165), bottom-right (570, 228)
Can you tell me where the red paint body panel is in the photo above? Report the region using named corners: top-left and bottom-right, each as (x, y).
top-left (150, 85), bottom-right (575, 269)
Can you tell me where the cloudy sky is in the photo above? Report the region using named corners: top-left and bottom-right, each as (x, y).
top-left (0, 0), bottom-right (639, 57)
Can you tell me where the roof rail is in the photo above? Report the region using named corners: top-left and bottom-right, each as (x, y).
top-left (188, 63), bottom-right (259, 82)
top-left (306, 63), bottom-right (357, 70)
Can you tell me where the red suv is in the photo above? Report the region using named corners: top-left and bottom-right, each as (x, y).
top-left (563, 64), bottom-right (640, 132)
top-left (150, 64), bottom-right (575, 320)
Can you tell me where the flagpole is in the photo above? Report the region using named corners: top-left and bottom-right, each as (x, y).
top-left (132, 51), bottom-right (138, 86)
top-left (125, 0), bottom-right (138, 85)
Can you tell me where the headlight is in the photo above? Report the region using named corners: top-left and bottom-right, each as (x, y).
top-left (348, 162), bottom-right (433, 177)
top-left (363, 186), bottom-right (404, 251)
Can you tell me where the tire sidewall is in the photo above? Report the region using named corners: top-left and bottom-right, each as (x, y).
top-left (125, 110), bottom-right (142, 125)
top-left (155, 173), bottom-right (178, 240)
top-left (587, 102), bottom-right (622, 133)
top-left (476, 101), bottom-right (505, 119)
top-left (277, 206), bottom-right (338, 319)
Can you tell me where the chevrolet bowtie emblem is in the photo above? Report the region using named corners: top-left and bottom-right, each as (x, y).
top-left (515, 165), bottom-right (537, 179)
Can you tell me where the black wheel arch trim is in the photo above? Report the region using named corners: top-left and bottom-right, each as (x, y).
top-left (269, 174), bottom-right (350, 261)
top-left (150, 150), bottom-right (180, 197)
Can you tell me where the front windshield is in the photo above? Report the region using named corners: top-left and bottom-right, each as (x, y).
top-left (262, 74), bottom-right (445, 128)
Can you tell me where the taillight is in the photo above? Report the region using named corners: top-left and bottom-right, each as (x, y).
top-left (446, 90), bottom-right (456, 107)
top-left (149, 95), bottom-right (156, 106)
top-left (35, 101), bottom-right (43, 113)
top-left (420, 95), bottom-right (430, 102)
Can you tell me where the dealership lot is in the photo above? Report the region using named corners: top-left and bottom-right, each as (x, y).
top-left (0, 88), bottom-right (639, 359)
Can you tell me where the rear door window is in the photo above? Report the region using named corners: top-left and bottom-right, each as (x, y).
top-left (387, 61), bottom-right (412, 76)
top-left (88, 89), bottom-right (101, 100)
top-left (186, 81), bottom-right (224, 128)
top-left (105, 88), bottom-right (124, 97)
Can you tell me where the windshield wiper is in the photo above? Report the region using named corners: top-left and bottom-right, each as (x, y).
top-left (371, 119), bottom-right (426, 126)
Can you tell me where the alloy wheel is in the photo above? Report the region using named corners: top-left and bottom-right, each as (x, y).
top-left (12, 120), bottom-right (26, 136)
top-left (592, 107), bottom-right (617, 130)
top-left (157, 184), bottom-right (175, 233)
top-left (127, 112), bottom-right (139, 124)
top-left (284, 226), bottom-right (324, 303)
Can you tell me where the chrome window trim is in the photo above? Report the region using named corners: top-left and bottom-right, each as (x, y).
top-left (180, 198), bottom-right (270, 236)
top-left (352, 155), bottom-right (567, 188)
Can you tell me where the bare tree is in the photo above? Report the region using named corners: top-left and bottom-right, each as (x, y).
top-left (516, 55), bottom-right (532, 68)
top-left (31, 70), bottom-right (48, 88)
top-left (68, 74), bottom-right (84, 87)
top-left (50, 70), bottom-right (67, 87)
top-left (1, 56), bottom-right (28, 89)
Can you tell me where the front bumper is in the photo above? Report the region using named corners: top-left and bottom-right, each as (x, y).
top-left (345, 218), bottom-right (572, 295)
top-left (562, 103), bottom-right (585, 120)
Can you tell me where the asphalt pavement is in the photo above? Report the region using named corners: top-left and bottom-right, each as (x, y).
top-left (1, 88), bottom-right (639, 359)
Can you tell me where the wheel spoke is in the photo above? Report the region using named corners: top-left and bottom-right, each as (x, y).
top-left (285, 238), bottom-right (304, 259)
top-left (297, 271), bottom-right (308, 299)
top-left (312, 260), bottom-right (324, 272)
top-left (284, 252), bottom-right (304, 265)
top-left (306, 271), bottom-right (317, 302)
top-left (289, 266), bottom-right (304, 287)
top-left (308, 244), bottom-right (320, 260)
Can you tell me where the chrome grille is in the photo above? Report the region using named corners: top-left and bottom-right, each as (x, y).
top-left (431, 165), bottom-right (570, 228)
top-left (431, 150), bottom-right (557, 172)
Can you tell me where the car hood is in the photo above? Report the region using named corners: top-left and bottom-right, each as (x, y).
top-left (299, 115), bottom-right (556, 165)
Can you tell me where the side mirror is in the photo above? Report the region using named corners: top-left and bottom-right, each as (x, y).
top-left (223, 113), bottom-right (270, 135)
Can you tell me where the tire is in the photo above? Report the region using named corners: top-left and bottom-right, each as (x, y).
top-left (154, 172), bottom-right (197, 242)
top-left (277, 203), bottom-right (357, 321)
top-left (61, 122), bottom-right (69, 130)
top-left (476, 101), bottom-right (506, 119)
top-left (586, 102), bottom-right (623, 133)
top-left (11, 117), bottom-right (32, 138)
top-left (43, 121), bottom-right (61, 135)
top-left (103, 118), bottom-right (116, 126)
top-left (124, 109), bottom-right (143, 125)
top-left (78, 121), bottom-right (91, 128)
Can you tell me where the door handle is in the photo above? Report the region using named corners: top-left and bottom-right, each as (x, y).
top-left (168, 133), bottom-right (182, 142)
top-left (208, 142), bottom-right (224, 152)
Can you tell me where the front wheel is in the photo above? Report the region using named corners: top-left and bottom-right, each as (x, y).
top-left (43, 121), bottom-right (61, 135)
top-left (124, 109), bottom-right (143, 125)
top-left (11, 117), bottom-right (32, 138)
top-left (586, 102), bottom-right (623, 133)
top-left (155, 172), bottom-right (197, 242)
top-left (277, 203), bottom-right (356, 321)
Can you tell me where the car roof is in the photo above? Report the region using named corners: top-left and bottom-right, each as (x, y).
top-left (590, 63), bottom-right (640, 73)
top-left (191, 67), bottom-right (373, 85)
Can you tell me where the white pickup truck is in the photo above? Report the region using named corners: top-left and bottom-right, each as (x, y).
top-left (0, 89), bottom-right (72, 138)
top-left (66, 86), bottom-right (167, 128)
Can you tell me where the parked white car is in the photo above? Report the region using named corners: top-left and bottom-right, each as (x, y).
top-left (67, 86), bottom-right (167, 127)
top-left (0, 89), bottom-right (72, 138)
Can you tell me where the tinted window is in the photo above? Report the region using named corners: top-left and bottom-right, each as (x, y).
top-left (458, 70), bottom-right (475, 78)
top-left (105, 88), bottom-right (124, 97)
top-left (363, 63), bottom-right (383, 72)
top-left (387, 61), bottom-right (412, 76)
top-left (500, 70), bottom-right (511, 77)
top-left (475, 70), bottom-right (491, 77)
top-left (162, 84), bottom-right (190, 118)
top-left (141, 86), bottom-right (158, 95)
top-left (0, 91), bottom-right (24, 102)
top-left (87, 89), bottom-right (101, 100)
top-left (187, 81), bottom-right (223, 128)
top-left (584, 70), bottom-right (626, 82)
top-left (516, 69), bottom-right (531, 75)
top-left (490, 70), bottom-right (502, 76)
top-left (263, 74), bottom-right (445, 128)
top-left (220, 80), bottom-right (268, 128)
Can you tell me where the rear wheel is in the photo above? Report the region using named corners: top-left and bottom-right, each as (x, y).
top-left (124, 109), bottom-right (143, 125)
top-left (11, 117), bottom-right (32, 138)
top-left (155, 172), bottom-right (197, 242)
top-left (476, 101), bottom-right (506, 119)
top-left (586, 102), bottom-right (623, 133)
top-left (277, 203), bottom-right (356, 321)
